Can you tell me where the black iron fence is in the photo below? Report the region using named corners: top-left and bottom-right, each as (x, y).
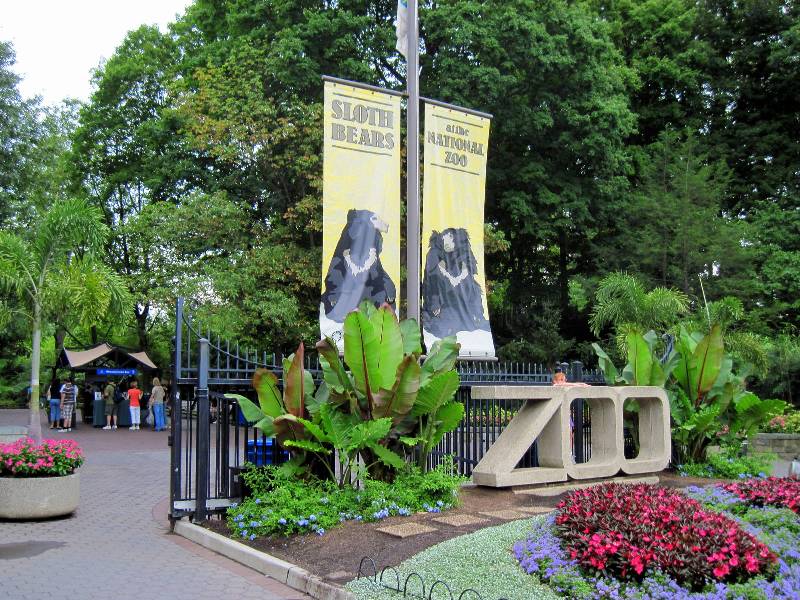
top-left (170, 298), bottom-right (610, 523)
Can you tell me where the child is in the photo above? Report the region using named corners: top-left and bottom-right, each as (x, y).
top-left (127, 380), bottom-right (143, 430)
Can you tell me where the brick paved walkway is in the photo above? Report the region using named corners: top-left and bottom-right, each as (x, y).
top-left (0, 409), bottom-right (309, 600)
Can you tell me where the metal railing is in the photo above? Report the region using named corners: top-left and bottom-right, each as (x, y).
top-left (170, 298), bottom-right (609, 523)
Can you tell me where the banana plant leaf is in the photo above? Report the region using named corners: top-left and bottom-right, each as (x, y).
top-left (343, 310), bottom-right (380, 404)
top-left (283, 343), bottom-right (306, 418)
top-left (369, 304), bottom-right (404, 391)
top-left (622, 332), bottom-right (652, 386)
top-left (420, 337), bottom-right (460, 388)
top-left (413, 370), bottom-right (460, 417)
top-left (373, 355), bottom-right (421, 423)
top-left (251, 369), bottom-right (284, 418)
top-left (690, 324), bottom-right (724, 404)
top-left (591, 343), bottom-right (619, 385)
top-left (399, 318), bottom-right (422, 355)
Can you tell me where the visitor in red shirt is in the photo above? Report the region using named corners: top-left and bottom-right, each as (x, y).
top-left (127, 380), bottom-right (143, 431)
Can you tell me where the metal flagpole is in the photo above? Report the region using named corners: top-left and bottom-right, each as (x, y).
top-left (406, 0), bottom-right (421, 325)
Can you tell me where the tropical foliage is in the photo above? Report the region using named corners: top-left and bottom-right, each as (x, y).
top-left (227, 302), bottom-right (462, 487)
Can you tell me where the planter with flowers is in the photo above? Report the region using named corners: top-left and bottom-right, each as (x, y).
top-left (0, 438), bottom-right (84, 519)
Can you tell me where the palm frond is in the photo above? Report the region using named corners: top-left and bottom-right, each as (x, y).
top-left (0, 232), bottom-right (37, 300)
top-left (33, 199), bottom-right (109, 268)
top-left (726, 331), bottom-right (770, 373)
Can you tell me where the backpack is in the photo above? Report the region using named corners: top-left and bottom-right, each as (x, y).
top-left (113, 385), bottom-right (125, 404)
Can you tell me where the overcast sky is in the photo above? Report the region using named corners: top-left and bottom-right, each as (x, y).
top-left (1, 1), bottom-right (192, 106)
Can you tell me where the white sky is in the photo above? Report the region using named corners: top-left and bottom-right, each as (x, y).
top-left (1, 1), bottom-right (192, 106)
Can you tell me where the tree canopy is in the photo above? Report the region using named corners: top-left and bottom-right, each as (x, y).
top-left (2, 0), bottom-right (799, 405)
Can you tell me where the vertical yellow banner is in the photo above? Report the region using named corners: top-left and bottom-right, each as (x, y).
top-left (321, 81), bottom-right (401, 345)
top-left (422, 102), bottom-right (494, 357)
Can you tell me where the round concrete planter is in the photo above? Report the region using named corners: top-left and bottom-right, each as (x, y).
top-left (0, 472), bottom-right (80, 519)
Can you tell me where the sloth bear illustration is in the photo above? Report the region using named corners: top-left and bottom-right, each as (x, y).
top-left (321, 209), bottom-right (397, 323)
top-left (422, 228), bottom-right (490, 337)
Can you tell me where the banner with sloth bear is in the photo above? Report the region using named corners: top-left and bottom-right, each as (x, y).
top-left (320, 81), bottom-right (401, 347)
top-left (422, 102), bottom-right (495, 358)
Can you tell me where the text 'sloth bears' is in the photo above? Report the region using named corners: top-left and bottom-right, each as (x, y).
top-left (422, 228), bottom-right (490, 338)
top-left (321, 209), bottom-right (397, 323)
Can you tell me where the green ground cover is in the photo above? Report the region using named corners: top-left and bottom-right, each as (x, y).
top-left (346, 517), bottom-right (558, 600)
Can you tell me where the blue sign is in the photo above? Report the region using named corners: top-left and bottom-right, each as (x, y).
top-left (97, 368), bottom-right (136, 376)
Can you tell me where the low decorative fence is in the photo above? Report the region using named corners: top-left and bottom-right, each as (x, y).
top-left (169, 298), bottom-right (607, 523)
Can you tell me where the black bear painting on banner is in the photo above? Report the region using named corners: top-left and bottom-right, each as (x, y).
top-left (422, 227), bottom-right (491, 344)
top-left (320, 209), bottom-right (397, 340)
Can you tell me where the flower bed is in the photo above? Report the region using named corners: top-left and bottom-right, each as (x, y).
top-left (721, 477), bottom-right (800, 514)
top-left (226, 463), bottom-right (463, 539)
top-left (513, 482), bottom-right (800, 598)
top-left (0, 438), bottom-right (84, 477)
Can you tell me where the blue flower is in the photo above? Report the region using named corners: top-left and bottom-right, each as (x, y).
top-left (317, 528), bottom-right (325, 536)
top-left (255, 498), bottom-right (261, 504)
top-left (398, 508), bottom-right (410, 516)
top-left (309, 514), bottom-right (317, 522)
top-left (249, 533), bottom-right (256, 540)
top-left (436, 500), bottom-right (444, 507)
top-left (250, 521), bottom-right (260, 527)
top-left (297, 518), bottom-right (309, 527)
top-left (319, 497), bottom-right (329, 504)
top-left (278, 518), bottom-right (287, 525)
top-left (241, 529), bottom-right (248, 536)
top-left (238, 522), bottom-right (246, 528)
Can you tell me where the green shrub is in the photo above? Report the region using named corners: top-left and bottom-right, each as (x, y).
top-left (761, 410), bottom-right (800, 434)
top-left (227, 460), bottom-right (465, 539)
top-left (678, 446), bottom-right (775, 479)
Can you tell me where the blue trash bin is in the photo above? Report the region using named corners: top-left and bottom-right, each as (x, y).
top-left (246, 439), bottom-right (288, 466)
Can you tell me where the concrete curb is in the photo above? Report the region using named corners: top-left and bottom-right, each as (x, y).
top-left (173, 520), bottom-right (354, 600)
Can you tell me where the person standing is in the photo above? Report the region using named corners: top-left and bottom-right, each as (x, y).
top-left (127, 379), bottom-right (142, 430)
top-left (102, 380), bottom-right (119, 430)
top-left (149, 377), bottom-right (166, 431)
top-left (58, 377), bottom-right (77, 432)
top-left (48, 380), bottom-right (61, 429)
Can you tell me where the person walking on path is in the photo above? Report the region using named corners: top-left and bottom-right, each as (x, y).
top-left (150, 377), bottom-right (166, 431)
top-left (127, 379), bottom-right (143, 430)
top-left (59, 377), bottom-right (77, 432)
top-left (48, 380), bottom-right (61, 429)
top-left (102, 380), bottom-right (119, 430)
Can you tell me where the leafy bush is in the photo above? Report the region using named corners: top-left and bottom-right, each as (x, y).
top-left (721, 477), bottom-right (800, 514)
top-left (761, 410), bottom-right (800, 434)
top-left (227, 461), bottom-right (465, 539)
top-left (553, 483), bottom-right (777, 589)
top-left (0, 438), bottom-right (84, 477)
top-left (678, 446), bottom-right (775, 479)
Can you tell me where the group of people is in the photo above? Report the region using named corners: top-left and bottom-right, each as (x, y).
top-left (47, 376), bottom-right (168, 432)
top-left (101, 377), bottom-right (167, 431)
top-left (48, 377), bottom-right (79, 432)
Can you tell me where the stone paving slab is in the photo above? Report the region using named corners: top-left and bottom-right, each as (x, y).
top-left (375, 522), bottom-right (438, 538)
top-left (0, 409), bottom-right (309, 600)
top-left (431, 513), bottom-right (489, 527)
top-left (478, 509), bottom-right (530, 520)
top-left (516, 506), bottom-right (555, 515)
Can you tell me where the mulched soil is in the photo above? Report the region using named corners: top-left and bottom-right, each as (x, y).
top-left (203, 471), bottom-right (733, 587)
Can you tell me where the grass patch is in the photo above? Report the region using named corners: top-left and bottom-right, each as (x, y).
top-left (346, 517), bottom-right (559, 600)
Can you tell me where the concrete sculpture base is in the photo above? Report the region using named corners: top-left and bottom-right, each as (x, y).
top-left (471, 386), bottom-right (670, 487)
top-left (0, 473), bottom-right (80, 519)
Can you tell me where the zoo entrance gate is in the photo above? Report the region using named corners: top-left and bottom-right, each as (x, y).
top-left (169, 298), bottom-right (609, 523)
